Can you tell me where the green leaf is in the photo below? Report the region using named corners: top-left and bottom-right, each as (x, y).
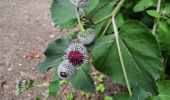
top-left (39, 37), bottom-right (71, 73)
top-left (152, 80), bottom-right (170, 100)
top-left (16, 79), bottom-right (34, 95)
top-left (132, 86), bottom-right (151, 100)
top-left (156, 20), bottom-right (170, 55)
top-left (147, 10), bottom-right (160, 17)
top-left (66, 92), bottom-right (74, 100)
top-left (96, 84), bottom-right (105, 92)
top-left (133, 0), bottom-right (156, 12)
top-left (71, 63), bottom-right (95, 92)
top-left (50, 0), bottom-right (99, 28)
top-left (92, 20), bottom-right (163, 95)
top-left (36, 96), bottom-right (41, 100)
top-left (115, 93), bottom-right (130, 100)
top-left (104, 95), bottom-right (113, 100)
top-left (89, 0), bottom-right (116, 36)
top-left (48, 80), bottom-right (60, 96)
top-left (156, 80), bottom-right (170, 100)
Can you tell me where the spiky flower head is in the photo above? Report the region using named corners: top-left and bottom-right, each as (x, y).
top-left (66, 43), bottom-right (88, 66)
top-left (77, 28), bottom-right (96, 45)
top-left (70, 0), bottom-right (90, 7)
top-left (58, 60), bottom-right (76, 80)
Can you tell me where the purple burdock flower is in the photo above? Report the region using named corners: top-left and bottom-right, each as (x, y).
top-left (66, 43), bottom-right (88, 66)
top-left (58, 60), bottom-right (75, 80)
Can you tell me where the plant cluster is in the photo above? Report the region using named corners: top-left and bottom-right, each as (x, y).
top-left (16, 0), bottom-right (170, 99)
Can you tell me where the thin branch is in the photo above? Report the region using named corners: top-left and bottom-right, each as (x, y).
top-left (112, 16), bottom-right (132, 97)
top-left (76, 8), bottom-right (85, 32)
top-left (56, 82), bottom-right (69, 100)
top-left (152, 0), bottom-right (162, 35)
top-left (111, 0), bottom-right (132, 96)
top-left (99, 0), bottom-right (125, 37)
top-left (34, 83), bottom-right (48, 87)
top-left (43, 94), bottom-right (49, 100)
top-left (100, 19), bottom-right (112, 37)
top-left (94, 13), bottom-right (112, 24)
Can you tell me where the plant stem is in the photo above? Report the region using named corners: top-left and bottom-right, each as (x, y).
top-left (56, 82), bottom-right (69, 100)
top-left (112, 17), bottom-right (132, 97)
top-left (43, 94), bottom-right (49, 100)
top-left (111, 0), bottom-right (132, 96)
top-left (152, 0), bottom-right (162, 35)
top-left (34, 83), bottom-right (48, 87)
top-left (100, 19), bottom-right (112, 37)
top-left (76, 8), bottom-right (85, 32)
top-left (95, 14), bottom-right (112, 24)
top-left (100, 0), bottom-right (125, 37)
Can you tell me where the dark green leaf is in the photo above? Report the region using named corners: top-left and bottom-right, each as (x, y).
top-left (92, 20), bottom-right (163, 95)
top-left (50, 0), bottom-right (99, 28)
top-left (36, 96), bottom-right (41, 100)
top-left (39, 37), bottom-right (71, 73)
top-left (115, 93), bottom-right (130, 100)
top-left (89, 0), bottom-right (116, 36)
top-left (48, 80), bottom-right (60, 96)
top-left (132, 86), bottom-right (151, 100)
top-left (71, 63), bottom-right (95, 92)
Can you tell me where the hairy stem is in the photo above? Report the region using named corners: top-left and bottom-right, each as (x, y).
top-left (152, 0), bottom-right (162, 35)
top-left (111, 0), bottom-right (132, 96)
top-left (56, 82), bottom-right (69, 100)
top-left (76, 8), bottom-right (85, 32)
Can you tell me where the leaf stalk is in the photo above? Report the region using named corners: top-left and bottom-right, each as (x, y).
top-left (111, 0), bottom-right (132, 96)
top-left (152, 0), bottom-right (162, 35)
top-left (76, 8), bottom-right (85, 32)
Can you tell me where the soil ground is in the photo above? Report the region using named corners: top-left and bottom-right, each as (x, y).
top-left (0, 0), bottom-right (60, 99)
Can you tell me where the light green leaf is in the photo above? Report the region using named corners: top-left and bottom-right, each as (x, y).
top-left (104, 95), bottom-right (113, 100)
top-left (156, 19), bottom-right (170, 55)
top-left (147, 10), bottom-right (160, 17)
top-left (71, 63), bottom-right (95, 92)
top-left (66, 92), bottom-right (74, 100)
top-left (157, 80), bottom-right (170, 100)
top-left (39, 37), bottom-right (71, 73)
top-left (92, 20), bottom-right (163, 95)
top-left (96, 84), bottom-right (105, 92)
top-left (152, 80), bottom-right (170, 100)
top-left (133, 0), bottom-right (156, 12)
top-left (48, 80), bottom-right (60, 96)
